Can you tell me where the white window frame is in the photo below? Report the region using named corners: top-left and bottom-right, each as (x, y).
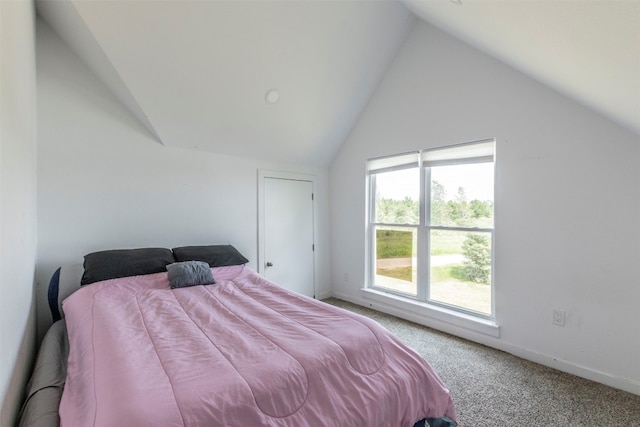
top-left (366, 139), bottom-right (496, 320)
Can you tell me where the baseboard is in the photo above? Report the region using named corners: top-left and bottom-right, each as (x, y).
top-left (315, 290), bottom-right (332, 300)
top-left (330, 291), bottom-right (640, 397)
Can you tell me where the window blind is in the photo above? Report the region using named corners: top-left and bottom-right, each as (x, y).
top-left (367, 151), bottom-right (419, 174)
top-left (421, 138), bottom-right (495, 167)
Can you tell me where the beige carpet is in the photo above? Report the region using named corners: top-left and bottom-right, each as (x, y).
top-left (323, 298), bottom-right (640, 427)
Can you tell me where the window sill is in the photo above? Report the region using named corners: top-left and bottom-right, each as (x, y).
top-left (360, 288), bottom-right (500, 337)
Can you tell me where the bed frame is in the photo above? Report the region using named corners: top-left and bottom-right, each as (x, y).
top-left (18, 263), bottom-right (81, 427)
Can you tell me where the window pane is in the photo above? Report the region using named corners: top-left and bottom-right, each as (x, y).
top-left (430, 163), bottom-right (493, 228)
top-left (374, 226), bottom-right (417, 296)
top-left (429, 230), bottom-right (492, 315)
top-left (374, 168), bottom-right (419, 225)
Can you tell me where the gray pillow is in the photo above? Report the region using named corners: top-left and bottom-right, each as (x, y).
top-left (172, 245), bottom-right (249, 267)
top-left (166, 261), bottom-right (215, 289)
top-left (81, 248), bottom-right (175, 286)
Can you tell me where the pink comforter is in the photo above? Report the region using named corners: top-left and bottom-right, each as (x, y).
top-left (60, 265), bottom-right (456, 426)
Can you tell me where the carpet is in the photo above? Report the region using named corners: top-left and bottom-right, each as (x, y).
top-left (323, 298), bottom-right (640, 427)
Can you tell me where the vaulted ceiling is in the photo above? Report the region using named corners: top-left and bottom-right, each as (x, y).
top-left (404, 0), bottom-right (640, 140)
top-left (36, 0), bottom-right (639, 168)
top-left (36, 0), bottom-right (414, 167)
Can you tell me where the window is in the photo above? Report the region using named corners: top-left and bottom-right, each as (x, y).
top-left (367, 139), bottom-right (495, 318)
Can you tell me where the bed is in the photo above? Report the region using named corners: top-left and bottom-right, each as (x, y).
top-left (19, 246), bottom-right (457, 427)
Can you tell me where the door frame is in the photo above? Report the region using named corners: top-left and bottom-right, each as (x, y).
top-left (257, 170), bottom-right (318, 294)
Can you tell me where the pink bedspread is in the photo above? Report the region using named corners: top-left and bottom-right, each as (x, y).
top-left (60, 266), bottom-right (456, 426)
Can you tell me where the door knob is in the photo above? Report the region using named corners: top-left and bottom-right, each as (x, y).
top-left (266, 262), bottom-right (273, 267)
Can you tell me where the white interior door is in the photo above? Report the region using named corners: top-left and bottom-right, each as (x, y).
top-left (261, 176), bottom-right (315, 297)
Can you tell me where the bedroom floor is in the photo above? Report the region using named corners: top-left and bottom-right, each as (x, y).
top-left (324, 298), bottom-right (640, 427)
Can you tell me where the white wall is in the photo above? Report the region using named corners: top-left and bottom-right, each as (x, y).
top-left (330, 21), bottom-right (640, 394)
top-left (35, 19), bottom-right (330, 338)
top-left (0, 0), bottom-right (38, 425)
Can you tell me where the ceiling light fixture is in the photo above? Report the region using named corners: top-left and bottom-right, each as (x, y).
top-left (265, 89), bottom-right (280, 104)
top-left (449, 0), bottom-right (463, 5)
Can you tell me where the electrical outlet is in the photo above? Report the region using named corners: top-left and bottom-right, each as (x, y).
top-left (552, 309), bottom-right (566, 326)
top-left (343, 273), bottom-right (349, 283)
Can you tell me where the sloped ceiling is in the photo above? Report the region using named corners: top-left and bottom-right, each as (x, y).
top-left (36, 0), bottom-right (414, 167)
top-left (37, 0), bottom-right (639, 169)
top-left (403, 0), bottom-right (640, 137)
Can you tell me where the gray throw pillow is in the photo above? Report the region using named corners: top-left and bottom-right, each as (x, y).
top-left (166, 261), bottom-right (215, 289)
